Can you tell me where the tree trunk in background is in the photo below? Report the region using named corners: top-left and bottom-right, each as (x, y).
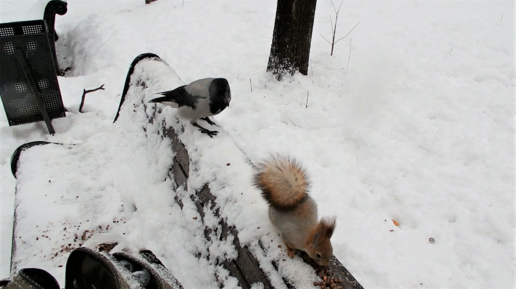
top-left (267, 0), bottom-right (317, 80)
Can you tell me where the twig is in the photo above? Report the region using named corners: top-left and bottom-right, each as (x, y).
top-left (79, 84), bottom-right (105, 113)
top-left (115, 9), bottom-right (131, 14)
top-left (250, 78), bottom-right (253, 92)
top-left (335, 21), bottom-right (360, 44)
top-left (330, 0), bottom-right (343, 14)
top-left (500, 14), bottom-right (503, 23)
top-left (305, 91), bottom-right (309, 108)
top-left (330, 15), bottom-right (335, 47)
top-left (329, 1), bottom-right (343, 56)
top-left (346, 37), bottom-right (352, 70)
top-left (321, 0), bottom-right (359, 56)
top-left (321, 34), bottom-right (331, 44)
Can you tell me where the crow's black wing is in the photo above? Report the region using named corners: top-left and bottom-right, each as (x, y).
top-left (151, 85), bottom-right (201, 109)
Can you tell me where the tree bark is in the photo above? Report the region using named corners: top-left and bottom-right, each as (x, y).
top-left (267, 0), bottom-right (317, 80)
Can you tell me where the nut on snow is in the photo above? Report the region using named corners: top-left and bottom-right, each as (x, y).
top-left (429, 237), bottom-right (435, 244)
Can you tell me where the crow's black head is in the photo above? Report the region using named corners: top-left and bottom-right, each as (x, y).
top-left (209, 78), bottom-right (231, 114)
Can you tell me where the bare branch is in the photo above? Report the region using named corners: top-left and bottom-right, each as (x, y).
top-left (333, 13), bottom-right (338, 39)
top-left (336, 1), bottom-right (343, 14)
top-left (321, 34), bottom-right (332, 44)
top-left (330, 0), bottom-right (337, 14)
top-left (79, 84), bottom-right (105, 113)
top-left (335, 21), bottom-right (360, 44)
top-left (333, 14), bottom-right (338, 37)
top-left (321, 0), bottom-right (356, 56)
top-left (330, 15), bottom-right (334, 37)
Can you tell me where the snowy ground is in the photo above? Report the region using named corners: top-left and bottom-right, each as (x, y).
top-left (0, 0), bottom-right (514, 288)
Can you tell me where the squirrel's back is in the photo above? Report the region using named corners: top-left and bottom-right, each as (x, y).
top-left (253, 155), bottom-right (310, 211)
top-left (253, 154), bottom-right (336, 266)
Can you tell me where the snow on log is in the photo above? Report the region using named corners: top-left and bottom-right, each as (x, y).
top-left (116, 54), bottom-right (363, 289)
top-left (10, 53), bottom-right (362, 289)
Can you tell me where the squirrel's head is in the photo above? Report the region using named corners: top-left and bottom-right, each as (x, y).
top-left (306, 217), bottom-right (336, 267)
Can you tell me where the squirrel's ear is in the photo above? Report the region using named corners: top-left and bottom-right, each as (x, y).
top-left (312, 217), bottom-right (337, 244)
top-left (322, 217), bottom-right (337, 239)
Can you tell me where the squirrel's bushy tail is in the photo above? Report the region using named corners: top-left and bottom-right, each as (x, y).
top-left (253, 154), bottom-right (310, 211)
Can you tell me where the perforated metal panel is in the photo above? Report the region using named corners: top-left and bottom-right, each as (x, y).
top-left (0, 20), bottom-right (65, 126)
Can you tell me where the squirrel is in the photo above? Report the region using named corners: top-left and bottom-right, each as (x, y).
top-left (253, 154), bottom-right (336, 267)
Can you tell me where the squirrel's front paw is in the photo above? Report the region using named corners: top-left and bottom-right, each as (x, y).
top-left (286, 247), bottom-right (295, 259)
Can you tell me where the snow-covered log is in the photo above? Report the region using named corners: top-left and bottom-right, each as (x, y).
top-left (10, 53), bottom-right (362, 288)
top-left (116, 54), bottom-right (363, 289)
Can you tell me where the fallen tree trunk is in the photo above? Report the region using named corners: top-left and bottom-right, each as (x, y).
top-left (116, 53), bottom-right (363, 289)
top-left (10, 53), bottom-right (363, 288)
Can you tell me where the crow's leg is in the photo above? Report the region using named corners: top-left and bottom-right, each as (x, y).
top-left (200, 117), bottom-right (217, 126)
top-left (192, 122), bottom-right (218, 138)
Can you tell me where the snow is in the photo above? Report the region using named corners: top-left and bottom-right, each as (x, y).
top-left (0, 0), bottom-right (51, 22)
top-left (0, 0), bottom-right (514, 288)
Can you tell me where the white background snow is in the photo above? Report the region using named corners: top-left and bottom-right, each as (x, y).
top-left (0, 0), bottom-right (514, 288)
